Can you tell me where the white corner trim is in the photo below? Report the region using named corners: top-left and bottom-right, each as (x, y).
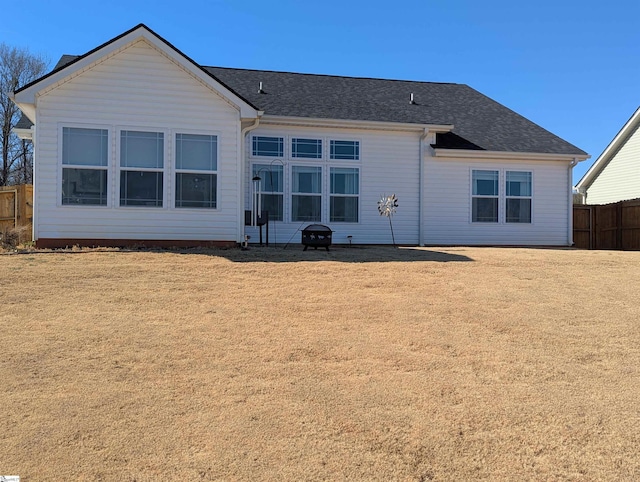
top-left (434, 148), bottom-right (590, 162)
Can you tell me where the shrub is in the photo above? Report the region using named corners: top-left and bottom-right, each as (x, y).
top-left (0, 225), bottom-right (31, 249)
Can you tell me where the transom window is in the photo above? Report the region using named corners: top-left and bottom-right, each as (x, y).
top-left (292, 138), bottom-right (322, 159)
top-left (330, 140), bottom-right (360, 160)
top-left (119, 130), bottom-right (164, 207)
top-left (253, 136), bottom-right (283, 157)
top-left (61, 127), bottom-right (108, 206)
top-left (175, 133), bottom-right (217, 209)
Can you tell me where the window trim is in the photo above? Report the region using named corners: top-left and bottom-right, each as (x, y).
top-left (291, 137), bottom-right (323, 159)
top-left (505, 170), bottom-right (533, 224)
top-left (251, 134), bottom-right (285, 159)
top-left (330, 139), bottom-right (360, 161)
top-left (116, 127), bottom-right (168, 209)
top-left (291, 165), bottom-right (323, 223)
top-left (471, 169), bottom-right (500, 223)
top-left (248, 134), bottom-right (363, 225)
top-left (173, 131), bottom-right (220, 210)
top-left (329, 166), bottom-right (360, 223)
top-left (252, 162), bottom-right (285, 222)
top-left (469, 168), bottom-right (534, 225)
top-left (58, 123), bottom-right (112, 208)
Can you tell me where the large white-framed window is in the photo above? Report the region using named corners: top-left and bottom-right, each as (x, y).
top-left (292, 138), bottom-right (322, 159)
top-left (119, 130), bottom-right (164, 207)
top-left (472, 170), bottom-right (499, 223)
top-left (471, 169), bottom-right (533, 224)
top-left (253, 163), bottom-right (284, 221)
top-left (506, 171), bottom-right (532, 223)
top-left (252, 136), bottom-right (284, 158)
top-left (61, 127), bottom-right (109, 206)
top-left (175, 133), bottom-right (217, 209)
top-left (250, 135), bottom-right (362, 224)
top-left (330, 167), bottom-right (359, 223)
top-left (291, 165), bottom-right (322, 222)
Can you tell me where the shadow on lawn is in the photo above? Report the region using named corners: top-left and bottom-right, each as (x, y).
top-left (192, 245), bottom-right (474, 263)
top-left (2, 245), bottom-right (474, 263)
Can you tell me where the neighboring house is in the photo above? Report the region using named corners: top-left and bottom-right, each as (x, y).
top-left (12, 24), bottom-right (588, 248)
top-left (576, 106), bottom-right (640, 205)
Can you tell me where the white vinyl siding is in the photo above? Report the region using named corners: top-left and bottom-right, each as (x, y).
top-left (586, 124), bottom-right (640, 204)
top-left (425, 156), bottom-right (569, 245)
top-left (31, 36), bottom-right (574, 247)
top-left (245, 127), bottom-right (419, 245)
top-left (34, 38), bottom-right (241, 242)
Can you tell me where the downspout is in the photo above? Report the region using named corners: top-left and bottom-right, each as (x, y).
top-left (31, 124), bottom-right (37, 244)
top-left (418, 128), bottom-right (429, 246)
top-left (568, 157), bottom-right (580, 246)
top-left (239, 116), bottom-right (261, 244)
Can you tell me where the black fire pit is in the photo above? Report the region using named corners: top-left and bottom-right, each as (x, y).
top-left (301, 224), bottom-right (333, 251)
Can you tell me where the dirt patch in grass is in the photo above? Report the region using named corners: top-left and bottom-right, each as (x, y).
top-left (1, 246), bottom-right (640, 480)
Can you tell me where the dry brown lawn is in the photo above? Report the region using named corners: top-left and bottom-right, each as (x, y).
top-left (1, 245), bottom-right (640, 481)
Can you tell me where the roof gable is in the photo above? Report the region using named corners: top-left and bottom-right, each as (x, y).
top-left (577, 106), bottom-right (640, 190)
top-left (12, 24), bottom-right (259, 121)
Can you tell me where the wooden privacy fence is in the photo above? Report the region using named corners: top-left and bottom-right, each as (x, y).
top-left (573, 198), bottom-right (640, 250)
top-left (0, 184), bottom-right (33, 242)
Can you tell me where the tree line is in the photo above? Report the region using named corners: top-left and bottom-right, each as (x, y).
top-left (1, 43), bottom-right (48, 186)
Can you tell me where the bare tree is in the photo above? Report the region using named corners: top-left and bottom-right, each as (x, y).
top-left (0, 43), bottom-right (48, 186)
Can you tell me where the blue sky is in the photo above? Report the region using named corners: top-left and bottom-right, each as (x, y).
top-left (3, 0), bottom-right (638, 183)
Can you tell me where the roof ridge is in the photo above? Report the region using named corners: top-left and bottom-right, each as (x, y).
top-left (204, 65), bottom-right (460, 86)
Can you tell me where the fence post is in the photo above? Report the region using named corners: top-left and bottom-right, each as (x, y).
top-left (615, 202), bottom-right (621, 250)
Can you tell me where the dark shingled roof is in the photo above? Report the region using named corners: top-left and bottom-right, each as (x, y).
top-left (25, 54), bottom-right (587, 156)
top-left (206, 66), bottom-right (585, 155)
top-left (15, 114), bottom-right (33, 130)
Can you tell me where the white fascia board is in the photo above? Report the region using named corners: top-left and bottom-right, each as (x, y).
top-left (261, 114), bottom-right (453, 133)
top-left (576, 106), bottom-right (640, 190)
top-left (434, 148), bottom-right (590, 162)
top-left (13, 26), bottom-right (259, 119)
top-left (10, 100), bottom-right (35, 123)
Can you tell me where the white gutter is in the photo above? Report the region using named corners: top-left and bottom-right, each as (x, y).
top-left (13, 127), bottom-right (33, 140)
top-left (261, 114), bottom-right (453, 133)
top-left (238, 115), bottom-right (262, 243)
top-left (32, 123), bottom-right (37, 243)
top-left (435, 148), bottom-right (590, 162)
